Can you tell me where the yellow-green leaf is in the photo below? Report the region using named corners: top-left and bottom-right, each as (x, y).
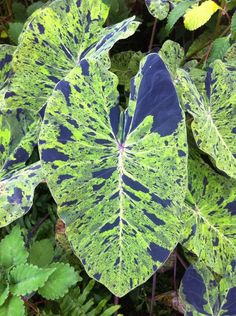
top-left (184, 0), bottom-right (220, 31)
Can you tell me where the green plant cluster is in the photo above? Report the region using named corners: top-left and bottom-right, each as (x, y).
top-left (0, 0), bottom-right (236, 315)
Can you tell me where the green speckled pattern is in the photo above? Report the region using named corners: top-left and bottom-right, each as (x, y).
top-left (181, 153), bottom-right (236, 275)
top-left (176, 61), bottom-right (236, 178)
top-left (39, 55), bottom-right (187, 296)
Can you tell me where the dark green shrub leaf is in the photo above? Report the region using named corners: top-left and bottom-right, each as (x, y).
top-left (176, 60), bottom-right (236, 178)
top-left (29, 239), bottom-right (54, 267)
top-left (26, 1), bottom-right (45, 17)
top-left (231, 11), bottom-right (236, 41)
top-left (9, 263), bottom-right (55, 296)
top-left (38, 263), bottom-right (79, 299)
top-left (0, 296), bottom-right (25, 316)
top-left (223, 43), bottom-right (236, 67)
top-left (12, 3), bottom-right (27, 22)
top-left (0, 226), bottom-right (28, 268)
top-left (180, 263), bottom-right (236, 315)
top-left (39, 54), bottom-right (187, 296)
top-left (165, 1), bottom-right (193, 34)
top-left (8, 22), bottom-right (24, 45)
top-left (181, 153), bottom-right (236, 275)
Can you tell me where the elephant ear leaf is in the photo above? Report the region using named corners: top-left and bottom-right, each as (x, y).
top-left (181, 153), bottom-right (236, 276)
top-left (180, 262), bottom-right (236, 315)
top-left (176, 60), bottom-right (236, 178)
top-left (39, 54), bottom-right (187, 297)
top-left (4, 0), bottom-right (139, 113)
top-left (0, 45), bottom-right (15, 89)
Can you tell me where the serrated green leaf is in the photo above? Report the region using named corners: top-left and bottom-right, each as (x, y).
top-left (165, 1), bottom-right (193, 34)
top-left (26, 1), bottom-right (45, 17)
top-left (158, 40), bottom-right (184, 76)
top-left (29, 239), bottom-right (54, 267)
top-left (38, 263), bottom-right (79, 299)
top-left (184, 1), bottom-right (220, 31)
top-left (0, 296), bottom-right (25, 316)
top-left (181, 153), bottom-right (236, 275)
top-left (10, 263), bottom-right (55, 296)
top-left (0, 283), bottom-right (9, 306)
top-left (8, 22), bottom-right (24, 45)
top-left (0, 45), bottom-right (16, 89)
top-left (180, 262), bottom-right (236, 315)
top-left (39, 54), bottom-right (187, 296)
top-left (176, 60), bottom-right (236, 178)
top-left (231, 11), bottom-right (236, 41)
top-left (207, 36), bottom-right (230, 65)
top-left (0, 226), bottom-right (28, 268)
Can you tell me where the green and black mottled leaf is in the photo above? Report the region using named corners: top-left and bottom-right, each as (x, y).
top-left (158, 40), bottom-right (184, 77)
top-left (0, 162), bottom-right (44, 227)
top-left (111, 51), bottom-right (144, 92)
top-left (176, 60), bottom-right (236, 178)
top-left (0, 296), bottom-right (25, 316)
top-left (38, 263), bottom-right (79, 299)
top-left (39, 54), bottom-right (187, 296)
top-left (0, 226), bottom-right (28, 268)
top-left (181, 153), bottom-right (236, 275)
top-left (9, 263), bottom-right (55, 296)
top-left (4, 0), bottom-right (139, 113)
top-left (180, 262), bottom-right (236, 315)
top-left (0, 45), bottom-right (15, 89)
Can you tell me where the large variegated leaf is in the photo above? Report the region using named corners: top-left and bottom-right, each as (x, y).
top-left (145, 0), bottom-right (197, 20)
top-left (176, 60), bottom-right (236, 178)
top-left (0, 45), bottom-right (16, 89)
top-left (0, 161), bottom-right (43, 227)
top-left (181, 153), bottom-right (236, 275)
top-left (180, 262), bottom-right (236, 315)
top-left (39, 54), bottom-right (187, 296)
top-left (4, 0), bottom-right (139, 113)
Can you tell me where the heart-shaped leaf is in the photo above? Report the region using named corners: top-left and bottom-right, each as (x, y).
top-left (176, 60), bottom-right (236, 178)
top-left (39, 54), bottom-right (187, 296)
top-left (180, 262), bottom-right (236, 315)
top-left (181, 152), bottom-right (236, 275)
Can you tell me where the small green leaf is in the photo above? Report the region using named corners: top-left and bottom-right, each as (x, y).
top-left (165, 1), bottom-right (193, 34)
top-left (26, 1), bottom-right (44, 17)
top-left (100, 305), bottom-right (121, 316)
top-left (29, 239), bottom-right (54, 268)
top-left (0, 296), bottom-right (25, 316)
top-left (8, 22), bottom-right (24, 44)
top-left (207, 37), bottom-right (230, 65)
top-left (0, 226), bottom-right (28, 268)
top-left (184, 1), bottom-right (220, 31)
top-left (231, 11), bottom-right (236, 41)
top-left (10, 263), bottom-right (55, 296)
top-left (38, 263), bottom-right (79, 299)
top-left (12, 3), bottom-right (27, 22)
top-left (0, 283), bottom-right (9, 306)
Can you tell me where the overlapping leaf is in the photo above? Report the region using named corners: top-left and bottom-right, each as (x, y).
top-left (181, 153), bottom-right (236, 275)
top-left (0, 45), bottom-right (15, 90)
top-left (176, 60), bottom-right (236, 178)
top-left (145, 0), bottom-right (197, 20)
top-left (4, 0), bottom-right (139, 113)
top-left (39, 54), bottom-right (187, 296)
top-left (180, 262), bottom-right (236, 315)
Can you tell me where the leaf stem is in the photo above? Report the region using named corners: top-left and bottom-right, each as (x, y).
top-left (149, 272), bottom-right (157, 316)
top-left (148, 19), bottom-right (157, 52)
